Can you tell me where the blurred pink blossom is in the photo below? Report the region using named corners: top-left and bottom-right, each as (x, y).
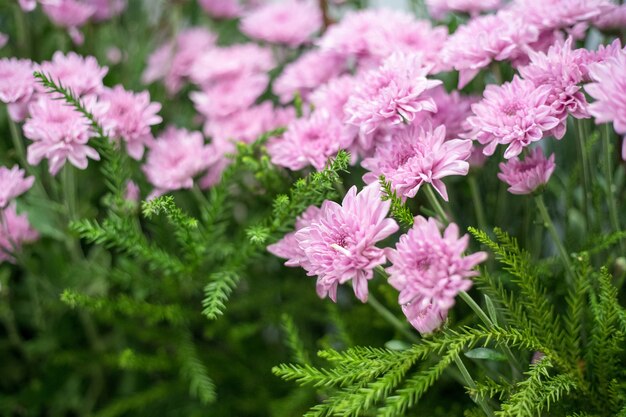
top-left (497, 147), bottom-right (555, 194)
top-left (0, 166), bottom-right (35, 208)
top-left (0, 203), bottom-right (39, 265)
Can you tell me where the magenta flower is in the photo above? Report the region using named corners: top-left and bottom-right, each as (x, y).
top-left (0, 58), bottom-right (37, 105)
top-left (99, 85), bottom-right (162, 160)
top-left (466, 76), bottom-right (560, 159)
top-left (267, 110), bottom-right (353, 172)
top-left (519, 38), bottom-right (589, 138)
top-left (497, 147), bottom-right (555, 194)
top-left (23, 97), bottom-right (100, 175)
top-left (191, 73), bottom-right (269, 119)
top-left (345, 52), bottom-right (441, 135)
top-left (39, 52), bottom-right (108, 97)
top-left (0, 203), bottom-right (39, 264)
top-left (585, 48), bottom-right (626, 158)
top-left (386, 216), bottom-right (487, 333)
top-left (362, 124), bottom-right (472, 201)
top-left (240, 1), bottom-right (322, 47)
top-left (426, 0), bottom-right (500, 20)
top-left (267, 205), bottom-right (322, 267)
top-left (295, 183), bottom-right (399, 302)
top-left (142, 126), bottom-right (214, 194)
top-left (273, 50), bottom-right (346, 104)
top-left (0, 165), bottom-right (35, 208)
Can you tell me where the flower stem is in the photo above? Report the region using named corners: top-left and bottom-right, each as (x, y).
top-left (602, 123), bottom-right (623, 250)
top-left (367, 293), bottom-right (420, 344)
top-left (574, 119), bottom-right (591, 229)
top-left (535, 194), bottom-right (574, 281)
top-left (454, 355), bottom-right (496, 417)
top-left (468, 175), bottom-right (488, 232)
top-left (425, 184), bottom-right (449, 224)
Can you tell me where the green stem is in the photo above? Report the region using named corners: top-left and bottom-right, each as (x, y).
top-left (367, 293), bottom-right (420, 344)
top-left (425, 185), bottom-right (449, 224)
top-left (602, 124), bottom-right (623, 250)
top-left (574, 119), bottom-right (591, 229)
top-left (454, 355), bottom-right (496, 417)
top-left (468, 175), bottom-right (488, 232)
top-left (63, 164), bottom-right (77, 221)
top-left (535, 194), bottom-right (574, 281)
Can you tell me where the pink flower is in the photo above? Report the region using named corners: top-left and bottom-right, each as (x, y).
top-left (386, 216), bottom-right (487, 333)
top-left (585, 48), bottom-right (626, 159)
top-left (99, 85), bottom-right (162, 160)
top-left (310, 75), bottom-right (356, 117)
top-left (511, 0), bottom-right (612, 32)
top-left (23, 97), bottom-right (100, 175)
top-left (267, 110), bottom-right (353, 172)
top-left (39, 51), bottom-right (108, 97)
top-left (142, 126), bottom-right (214, 194)
top-left (0, 32), bottom-right (7, 48)
top-left (0, 165), bottom-right (35, 208)
top-left (466, 76), bottom-right (560, 159)
top-left (362, 124), bottom-right (472, 201)
top-left (593, 3), bottom-right (626, 30)
top-left (0, 58), bottom-right (37, 104)
top-left (442, 11), bottom-right (539, 88)
top-left (426, 86), bottom-right (478, 140)
top-left (190, 73), bottom-right (269, 119)
top-left (273, 50), bottom-right (346, 104)
top-left (497, 147), bottom-right (555, 194)
top-left (240, 1), bottom-right (322, 47)
top-left (0, 203), bottom-right (39, 264)
top-left (575, 39), bottom-right (623, 82)
top-left (124, 180), bottom-right (140, 203)
top-left (189, 43), bottom-right (274, 87)
top-left (267, 205), bottom-right (322, 267)
top-left (519, 38), bottom-right (589, 138)
top-left (199, 0), bottom-right (242, 18)
top-left (401, 302), bottom-right (448, 335)
top-left (345, 52), bottom-right (441, 135)
top-left (426, 0), bottom-right (500, 19)
top-left (86, 0), bottom-right (127, 21)
top-left (294, 183), bottom-right (399, 302)
top-left (42, 0), bottom-right (95, 44)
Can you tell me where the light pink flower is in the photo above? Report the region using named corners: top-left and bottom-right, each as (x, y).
top-left (0, 33), bottom-right (7, 48)
top-left (267, 110), bottom-right (353, 172)
top-left (19, 0), bottom-right (38, 11)
top-left (426, 0), bottom-right (500, 19)
top-left (99, 85), bottom-right (162, 160)
top-left (0, 165), bottom-right (35, 208)
top-left (442, 11), bottom-right (539, 88)
top-left (273, 50), bottom-right (346, 104)
top-left (189, 43), bottom-right (274, 87)
top-left (401, 302), bottom-right (448, 335)
top-left (426, 86), bottom-right (478, 140)
top-left (199, 0), bottom-right (242, 18)
top-left (124, 180), bottom-right (140, 203)
top-left (0, 203), bottom-right (39, 264)
top-left (42, 0), bottom-right (95, 44)
top-left (497, 147), bottom-right (555, 194)
top-left (141, 41), bottom-right (175, 86)
top-left (190, 73), bottom-right (269, 119)
top-left (511, 0), bottom-right (612, 32)
top-left (362, 124), bottom-right (472, 201)
top-left (23, 97), bottom-right (100, 175)
top-left (0, 58), bottom-right (37, 104)
top-left (585, 48), bottom-right (626, 159)
top-left (593, 3), bottom-right (626, 30)
top-left (240, 0), bottom-right (322, 47)
top-left (519, 38), bottom-right (589, 138)
top-left (39, 51), bottom-right (108, 97)
top-left (86, 0), bottom-right (127, 21)
top-left (345, 52), bottom-right (441, 136)
top-left (310, 75), bottom-right (355, 117)
top-left (267, 205), bottom-right (322, 267)
top-left (574, 39), bottom-right (623, 82)
top-left (143, 126), bottom-right (214, 193)
top-left (295, 183), bottom-right (399, 302)
top-left (466, 76), bottom-right (560, 159)
top-left (386, 216), bottom-right (487, 333)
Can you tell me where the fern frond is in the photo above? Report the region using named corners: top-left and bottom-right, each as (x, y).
top-left (116, 348), bottom-right (171, 372)
top-left (201, 271), bottom-right (240, 319)
top-left (281, 314), bottom-right (311, 365)
top-left (379, 176), bottom-right (414, 229)
top-left (178, 331), bottom-right (216, 405)
top-left (93, 383), bottom-right (171, 417)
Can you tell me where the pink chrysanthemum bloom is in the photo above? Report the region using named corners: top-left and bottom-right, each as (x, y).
top-left (99, 85), bottom-right (162, 160)
top-left (0, 58), bottom-right (37, 105)
top-left (497, 147), bottom-right (555, 194)
top-left (466, 76), bottom-right (560, 159)
top-left (402, 302), bottom-right (448, 335)
top-left (442, 11), bottom-right (539, 88)
top-left (511, 0), bottom-right (612, 32)
top-left (386, 216), bottom-right (487, 333)
top-left (42, 0), bottom-right (95, 44)
top-left (267, 110), bottom-right (353, 172)
top-left (519, 38), bottom-right (589, 138)
top-left (426, 86), bottom-right (479, 140)
top-left (345, 52), bottom-right (441, 136)
top-left (0, 165), bottom-right (35, 208)
top-left (191, 73), bottom-right (269, 119)
top-left (362, 124), bottom-right (472, 201)
top-left (593, 3), bottom-right (626, 30)
top-left (143, 126), bottom-right (214, 194)
top-left (267, 205), bottom-right (322, 267)
top-left (86, 0), bottom-right (127, 21)
top-left (23, 97), bottom-right (100, 175)
top-left (273, 50), bottom-right (346, 104)
top-left (189, 43), bottom-right (274, 87)
top-left (124, 180), bottom-right (140, 204)
top-left (294, 183), bottom-right (399, 302)
top-left (574, 39), bottom-right (623, 82)
top-left (310, 75), bottom-right (355, 117)
top-left (0, 203), bottom-right (39, 264)
top-left (240, 0), bottom-right (322, 47)
top-left (0, 32), bottom-right (7, 48)
top-left (39, 51), bottom-right (108, 97)
top-left (585, 48), bottom-right (626, 159)
top-left (426, 0), bottom-right (500, 19)
top-left (199, 0), bottom-right (242, 18)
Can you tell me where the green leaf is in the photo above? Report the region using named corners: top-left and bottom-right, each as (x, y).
top-left (464, 348), bottom-right (507, 361)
